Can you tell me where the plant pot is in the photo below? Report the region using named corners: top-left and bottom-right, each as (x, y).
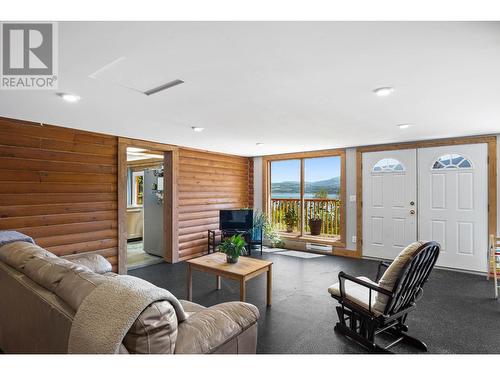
top-left (226, 254), bottom-right (239, 264)
top-left (309, 219), bottom-right (323, 235)
top-left (286, 225), bottom-right (293, 233)
top-left (252, 227), bottom-right (262, 241)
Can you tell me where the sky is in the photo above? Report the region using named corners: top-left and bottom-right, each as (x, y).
top-left (271, 156), bottom-right (341, 183)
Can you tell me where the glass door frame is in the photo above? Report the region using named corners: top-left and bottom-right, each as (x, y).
top-left (263, 148), bottom-right (346, 248)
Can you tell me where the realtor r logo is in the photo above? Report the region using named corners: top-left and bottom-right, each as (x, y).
top-left (1, 22), bottom-right (58, 89)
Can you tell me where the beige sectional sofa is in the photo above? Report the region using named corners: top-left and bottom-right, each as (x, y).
top-left (0, 240), bottom-right (259, 354)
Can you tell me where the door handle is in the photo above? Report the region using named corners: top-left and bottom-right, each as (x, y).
top-left (409, 210), bottom-right (416, 215)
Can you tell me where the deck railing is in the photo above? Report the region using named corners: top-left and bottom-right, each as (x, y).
top-left (270, 198), bottom-right (341, 236)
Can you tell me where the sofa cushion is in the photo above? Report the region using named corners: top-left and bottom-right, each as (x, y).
top-left (64, 253), bottom-right (112, 274)
top-left (24, 256), bottom-right (89, 293)
top-left (328, 276), bottom-right (382, 316)
top-left (180, 299), bottom-right (205, 317)
top-left (373, 241), bottom-right (425, 313)
top-left (175, 301), bottom-right (259, 354)
top-left (123, 301), bottom-right (178, 354)
top-left (0, 241), bottom-right (56, 271)
top-left (55, 269), bottom-right (110, 311)
top-left (56, 266), bottom-right (179, 353)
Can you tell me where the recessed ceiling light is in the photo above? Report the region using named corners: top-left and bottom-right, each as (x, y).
top-left (57, 93), bottom-right (81, 103)
top-left (191, 126), bottom-right (205, 132)
top-left (373, 87), bottom-right (394, 97)
top-left (397, 123), bottom-right (412, 129)
top-left (256, 143), bottom-right (264, 146)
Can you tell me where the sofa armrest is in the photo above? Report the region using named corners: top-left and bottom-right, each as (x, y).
top-left (175, 301), bottom-right (259, 354)
top-left (63, 253), bottom-right (112, 274)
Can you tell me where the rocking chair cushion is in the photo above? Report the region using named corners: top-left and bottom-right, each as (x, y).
top-left (373, 241), bottom-right (425, 313)
top-left (328, 276), bottom-right (384, 316)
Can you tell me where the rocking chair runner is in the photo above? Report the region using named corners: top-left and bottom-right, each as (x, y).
top-left (328, 241), bottom-right (440, 353)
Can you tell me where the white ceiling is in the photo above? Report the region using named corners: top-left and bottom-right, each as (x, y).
top-left (1, 21), bottom-right (500, 156)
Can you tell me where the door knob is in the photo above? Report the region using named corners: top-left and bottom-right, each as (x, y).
top-left (409, 210), bottom-right (416, 215)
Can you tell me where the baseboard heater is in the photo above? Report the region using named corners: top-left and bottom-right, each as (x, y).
top-left (306, 243), bottom-right (332, 252)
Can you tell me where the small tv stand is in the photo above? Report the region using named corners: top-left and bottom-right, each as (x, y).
top-left (207, 228), bottom-right (263, 256)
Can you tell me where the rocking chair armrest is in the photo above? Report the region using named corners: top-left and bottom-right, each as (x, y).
top-left (338, 271), bottom-right (393, 315)
top-left (375, 261), bottom-right (392, 282)
top-left (338, 271), bottom-right (393, 297)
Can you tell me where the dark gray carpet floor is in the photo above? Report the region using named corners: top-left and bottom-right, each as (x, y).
top-left (130, 249), bottom-right (500, 354)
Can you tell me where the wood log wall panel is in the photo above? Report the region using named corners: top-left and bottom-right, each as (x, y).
top-left (0, 182), bottom-right (117, 194)
top-left (0, 202), bottom-right (118, 217)
top-left (178, 210), bottom-right (221, 221)
top-left (46, 239), bottom-right (118, 257)
top-left (0, 170), bottom-right (117, 183)
top-left (248, 158), bottom-right (254, 207)
top-left (0, 210), bottom-right (117, 229)
top-left (0, 118), bottom-right (119, 271)
top-left (177, 149), bottom-right (253, 261)
top-left (179, 158), bottom-right (249, 171)
top-left (1, 116), bottom-right (254, 268)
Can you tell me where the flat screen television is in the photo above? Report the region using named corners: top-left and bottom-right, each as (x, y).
top-left (219, 209), bottom-right (253, 231)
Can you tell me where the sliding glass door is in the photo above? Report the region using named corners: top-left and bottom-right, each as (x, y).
top-left (268, 153), bottom-right (343, 243)
top-left (270, 159), bottom-right (301, 235)
top-left (304, 156), bottom-right (341, 238)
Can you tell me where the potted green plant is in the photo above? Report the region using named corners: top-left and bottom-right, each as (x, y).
top-left (218, 234), bottom-right (247, 263)
top-left (284, 207), bottom-right (298, 233)
top-left (251, 209), bottom-right (284, 248)
top-left (250, 210), bottom-right (265, 248)
top-left (264, 222), bottom-right (284, 248)
top-left (308, 215), bottom-right (323, 236)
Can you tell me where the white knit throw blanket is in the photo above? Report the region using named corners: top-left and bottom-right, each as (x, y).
top-left (68, 275), bottom-right (187, 354)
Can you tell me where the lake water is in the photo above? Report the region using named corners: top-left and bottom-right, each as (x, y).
top-left (271, 193), bottom-right (339, 199)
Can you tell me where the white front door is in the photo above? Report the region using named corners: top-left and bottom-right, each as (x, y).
top-left (418, 144), bottom-right (488, 272)
top-left (362, 149), bottom-right (417, 260)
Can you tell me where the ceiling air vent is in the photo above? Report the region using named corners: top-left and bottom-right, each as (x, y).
top-left (143, 79), bottom-right (185, 96)
top-left (89, 57), bottom-right (184, 96)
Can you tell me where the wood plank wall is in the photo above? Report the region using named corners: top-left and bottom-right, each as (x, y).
top-left (0, 118), bottom-right (119, 271)
top-left (177, 149), bottom-right (254, 261)
top-left (0, 117), bottom-right (254, 267)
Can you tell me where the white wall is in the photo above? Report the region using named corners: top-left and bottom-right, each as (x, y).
top-left (497, 135), bottom-right (500, 235)
top-left (254, 136), bottom-right (500, 249)
top-left (345, 148), bottom-right (357, 250)
top-left (253, 156), bottom-right (263, 212)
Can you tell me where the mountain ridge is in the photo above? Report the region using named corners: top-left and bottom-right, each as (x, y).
top-left (271, 176), bottom-right (340, 195)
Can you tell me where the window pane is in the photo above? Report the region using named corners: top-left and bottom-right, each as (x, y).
top-left (433, 161), bottom-right (444, 169)
top-left (304, 156), bottom-right (341, 238)
top-left (432, 154), bottom-right (472, 170)
top-left (451, 154), bottom-right (464, 165)
top-left (372, 158), bottom-right (405, 173)
top-left (459, 159), bottom-right (471, 168)
top-left (440, 155), bottom-right (451, 165)
top-left (271, 159), bottom-right (301, 234)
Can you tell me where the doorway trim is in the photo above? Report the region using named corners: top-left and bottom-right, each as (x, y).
top-left (117, 137), bottom-right (179, 274)
top-left (356, 135), bottom-right (497, 259)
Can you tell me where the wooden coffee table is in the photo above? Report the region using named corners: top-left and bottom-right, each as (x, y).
top-left (186, 252), bottom-right (273, 306)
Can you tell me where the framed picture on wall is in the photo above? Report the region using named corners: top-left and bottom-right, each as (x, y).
top-left (132, 171), bottom-right (144, 206)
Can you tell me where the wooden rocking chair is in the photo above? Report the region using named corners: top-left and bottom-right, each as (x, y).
top-left (328, 241), bottom-right (440, 353)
